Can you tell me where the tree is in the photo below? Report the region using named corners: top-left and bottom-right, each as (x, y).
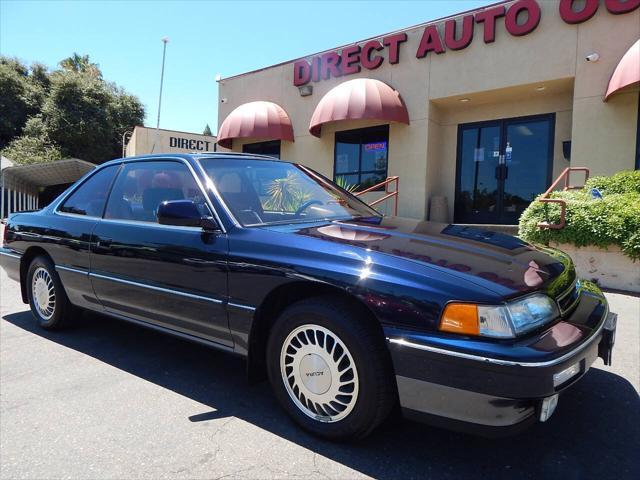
top-left (59, 53), bottom-right (102, 79)
top-left (203, 124), bottom-right (213, 136)
top-left (0, 53), bottom-right (144, 165)
top-left (0, 58), bottom-right (45, 148)
top-left (41, 72), bottom-right (145, 162)
top-left (106, 87), bottom-right (145, 158)
top-left (29, 63), bottom-right (51, 92)
top-left (41, 72), bottom-right (113, 162)
top-left (2, 132), bottom-right (62, 165)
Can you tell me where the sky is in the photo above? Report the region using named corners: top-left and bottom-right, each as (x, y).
top-left (1, 0), bottom-right (488, 135)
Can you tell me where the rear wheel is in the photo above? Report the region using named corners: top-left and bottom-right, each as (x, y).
top-left (26, 255), bottom-right (73, 329)
top-left (267, 296), bottom-right (396, 440)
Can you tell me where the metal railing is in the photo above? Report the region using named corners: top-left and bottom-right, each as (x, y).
top-left (537, 167), bottom-right (590, 230)
top-left (355, 176), bottom-right (399, 216)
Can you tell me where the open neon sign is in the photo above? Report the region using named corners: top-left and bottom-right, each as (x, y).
top-left (364, 142), bottom-right (387, 152)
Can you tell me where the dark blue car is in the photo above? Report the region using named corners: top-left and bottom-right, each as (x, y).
top-left (0, 153), bottom-right (616, 440)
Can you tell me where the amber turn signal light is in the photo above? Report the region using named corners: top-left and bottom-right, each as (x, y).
top-left (439, 303), bottom-right (479, 335)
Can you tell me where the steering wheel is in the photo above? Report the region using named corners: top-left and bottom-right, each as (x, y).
top-left (295, 199), bottom-right (323, 217)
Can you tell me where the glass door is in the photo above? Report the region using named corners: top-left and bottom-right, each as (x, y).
top-left (501, 117), bottom-right (554, 224)
top-left (454, 122), bottom-right (502, 224)
top-left (454, 114), bottom-right (554, 225)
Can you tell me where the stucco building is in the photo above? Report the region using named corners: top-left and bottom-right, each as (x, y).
top-left (216, 0), bottom-right (639, 224)
top-left (125, 126), bottom-right (217, 157)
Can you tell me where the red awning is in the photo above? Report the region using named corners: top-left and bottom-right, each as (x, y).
top-left (605, 39), bottom-right (640, 101)
top-left (309, 78), bottom-right (409, 137)
top-left (217, 101), bottom-right (294, 148)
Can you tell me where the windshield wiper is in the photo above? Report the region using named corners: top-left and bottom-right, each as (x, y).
top-left (248, 214), bottom-right (381, 228)
top-left (332, 215), bottom-right (382, 223)
top-left (248, 217), bottom-right (343, 227)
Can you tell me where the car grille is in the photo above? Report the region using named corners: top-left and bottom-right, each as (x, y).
top-left (557, 279), bottom-right (580, 314)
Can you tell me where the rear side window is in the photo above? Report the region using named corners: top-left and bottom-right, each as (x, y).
top-left (59, 166), bottom-right (119, 217)
top-left (104, 161), bottom-right (208, 223)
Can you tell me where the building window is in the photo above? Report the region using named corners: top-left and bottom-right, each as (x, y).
top-left (242, 140), bottom-right (281, 159)
top-left (334, 125), bottom-right (389, 191)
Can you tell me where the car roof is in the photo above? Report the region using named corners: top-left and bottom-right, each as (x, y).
top-left (99, 152), bottom-right (292, 169)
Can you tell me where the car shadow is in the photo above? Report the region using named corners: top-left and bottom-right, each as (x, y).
top-left (3, 309), bottom-right (639, 480)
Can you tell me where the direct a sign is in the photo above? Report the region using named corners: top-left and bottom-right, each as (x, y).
top-left (169, 136), bottom-right (213, 151)
top-left (293, 0), bottom-right (640, 86)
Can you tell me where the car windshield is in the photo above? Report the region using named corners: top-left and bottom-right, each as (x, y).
top-left (198, 158), bottom-right (381, 227)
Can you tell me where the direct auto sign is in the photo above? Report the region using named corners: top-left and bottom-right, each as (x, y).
top-left (293, 0), bottom-right (640, 86)
top-left (169, 136), bottom-right (213, 151)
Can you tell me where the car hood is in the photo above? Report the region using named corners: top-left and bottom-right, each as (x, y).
top-left (263, 216), bottom-right (576, 299)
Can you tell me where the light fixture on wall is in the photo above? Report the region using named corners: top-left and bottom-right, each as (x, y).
top-left (585, 52), bottom-right (600, 62)
top-left (298, 85), bottom-right (313, 97)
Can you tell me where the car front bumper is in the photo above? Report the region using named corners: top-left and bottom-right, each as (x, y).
top-left (385, 283), bottom-right (617, 435)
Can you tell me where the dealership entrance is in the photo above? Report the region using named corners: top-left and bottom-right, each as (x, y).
top-left (454, 114), bottom-right (555, 225)
top-left (217, 1), bottom-right (639, 222)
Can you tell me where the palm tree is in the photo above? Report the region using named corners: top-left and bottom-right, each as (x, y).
top-left (265, 172), bottom-right (311, 212)
top-left (59, 53), bottom-right (102, 79)
top-left (335, 175), bottom-right (359, 193)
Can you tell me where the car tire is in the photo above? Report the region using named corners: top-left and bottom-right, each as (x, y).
top-left (26, 255), bottom-right (73, 330)
top-left (266, 296), bottom-right (396, 440)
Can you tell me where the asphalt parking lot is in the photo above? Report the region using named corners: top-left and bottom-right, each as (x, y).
top-left (1, 268), bottom-right (638, 480)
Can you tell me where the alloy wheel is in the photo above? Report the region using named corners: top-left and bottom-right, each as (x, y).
top-left (280, 324), bottom-right (359, 423)
top-left (32, 267), bottom-right (56, 320)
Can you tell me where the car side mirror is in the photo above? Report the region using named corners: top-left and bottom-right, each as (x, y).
top-left (157, 200), bottom-right (219, 231)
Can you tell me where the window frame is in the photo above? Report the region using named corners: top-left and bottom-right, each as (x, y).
top-left (333, 125), bottom-right (390, 191)
top-left (102, 159), bottom-right (213, 228)
top-left (55, 158), bottom-right (226, 233)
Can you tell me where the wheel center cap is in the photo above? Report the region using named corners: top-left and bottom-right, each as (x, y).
top-left (35, 280), bottom-right (48, 307)
top-left (299, 353), bottom-right (331, 395)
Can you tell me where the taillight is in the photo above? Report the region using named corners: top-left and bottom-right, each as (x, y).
top-left (2, 221), bottom-right (8, 247)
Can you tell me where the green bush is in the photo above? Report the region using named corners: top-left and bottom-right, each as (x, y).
top-left (519, 171), bottom-right (640, 260)
top-left (585, 169), bottom-right (640, 195)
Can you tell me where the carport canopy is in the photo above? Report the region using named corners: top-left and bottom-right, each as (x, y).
top-left (1, 158), bottom-right (95, 190)
top-left (1, 158), bottom-right (95, 218)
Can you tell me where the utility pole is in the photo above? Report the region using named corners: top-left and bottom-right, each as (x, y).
top-left (152, 37), bottom-right (169, 153)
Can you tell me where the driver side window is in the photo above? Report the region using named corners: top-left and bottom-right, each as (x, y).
top-left (104, 161), bottom-right (208, 222)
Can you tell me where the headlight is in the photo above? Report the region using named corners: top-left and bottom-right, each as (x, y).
top-left (439, 294), bottom-right (559, 338)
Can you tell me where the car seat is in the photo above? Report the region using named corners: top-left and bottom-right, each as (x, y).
top-left (216, 172), bottom-right (264, 224)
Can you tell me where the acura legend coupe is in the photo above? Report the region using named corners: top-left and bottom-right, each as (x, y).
top-left (0, 153), bottom-right (616, 440)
